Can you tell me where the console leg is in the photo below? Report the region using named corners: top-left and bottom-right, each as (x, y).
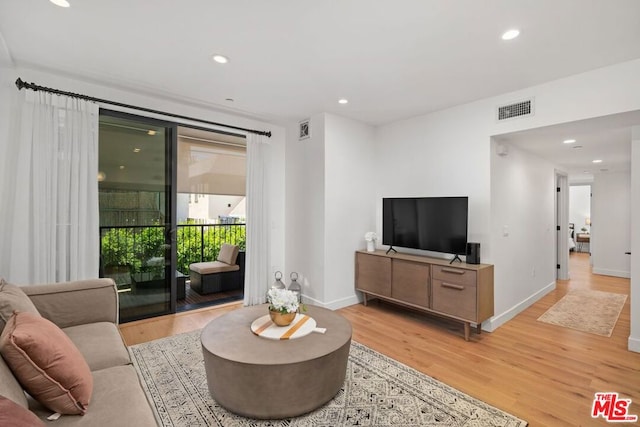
top-left (477, 324), bottom-right (482, 334)
top-left (464, 322), bottom-right (470, 341)
top-left (363, 293), bottom-right (368, 306)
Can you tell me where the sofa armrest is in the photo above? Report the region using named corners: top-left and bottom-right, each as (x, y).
top-left (22, 278), bottom-right (119, 328)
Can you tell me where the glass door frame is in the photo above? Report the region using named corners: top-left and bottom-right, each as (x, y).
top-left (99, 108), bottom-right (178, 320)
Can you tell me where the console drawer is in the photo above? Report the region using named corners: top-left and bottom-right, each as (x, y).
top-left (432, 279), bottom-right (477, 320)
top-left (432, 265), bottom-right (477, 287)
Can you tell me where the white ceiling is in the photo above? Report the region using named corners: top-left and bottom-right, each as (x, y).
top-left (1, 1), bottom-right (640, 178)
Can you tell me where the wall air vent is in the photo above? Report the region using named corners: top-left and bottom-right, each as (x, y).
top-left (298, 119), bottom-right (310, 140)
top-left (496, 98), bottom-right (534, 121)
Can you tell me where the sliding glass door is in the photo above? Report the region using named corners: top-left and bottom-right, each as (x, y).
top-left (98, 110), bottom-right (177, 322)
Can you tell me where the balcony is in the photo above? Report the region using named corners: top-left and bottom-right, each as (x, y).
top-left (99, 222), bottom-right (246, 317)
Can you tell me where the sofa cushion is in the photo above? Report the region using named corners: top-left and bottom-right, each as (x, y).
top-left (28, 365), bottom-right (158, 427)
top-left (0, 353), bottom-right (28, 408)
top-left (0, 312), bottom-right (93, 415)
top-left (22, 279), bottom-right (118, 329)
top-left (0, 278), bottom-right (41, 333)
top-left (0, 396), bottom-right (45, 427)
top-left (217, 243), bottom-right (239, 265)
top-left (63, 322), bottom-right (131, 371)
top-left (190, 261), bottom-right (240, 275)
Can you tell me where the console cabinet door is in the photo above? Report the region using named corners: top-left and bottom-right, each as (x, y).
top-left (432, 266), bottom-right (478, 320)
top-left (391, 260), bottom-right (430, 308)
top-left (356, 253), bottom-right (391, 297)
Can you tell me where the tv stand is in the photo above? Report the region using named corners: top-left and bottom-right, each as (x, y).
top-left (449, 254), bottom-right (462, 264)
top-left (385, 246), bottom-right (397, 255)
top-left (355, 250), bottom-right (494, 341)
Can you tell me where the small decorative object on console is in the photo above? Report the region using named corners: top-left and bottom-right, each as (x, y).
top-left (266, 288), bottom-right (300, 326)
top-left (364, 231), bottom-right (377, 252)
top-left (288, 271), bottom-right (302, 303)
top-left (271, 271), bottom-right (286, 289)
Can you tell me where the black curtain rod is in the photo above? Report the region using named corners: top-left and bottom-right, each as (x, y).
top-left (14, 78), bottom-right (271, 138)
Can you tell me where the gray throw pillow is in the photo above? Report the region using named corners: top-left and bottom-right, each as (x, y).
top-left (0, 278), bottom-right (41, 333)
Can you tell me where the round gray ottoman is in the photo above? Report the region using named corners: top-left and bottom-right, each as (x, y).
top-left (201, 304), bottom-right (352, 419)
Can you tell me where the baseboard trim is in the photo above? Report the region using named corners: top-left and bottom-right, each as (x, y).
top-left (302, 293), bottom-right (360, 311)
top-left (629, 336), bottom-right (640, 353)
top-left (592, 268), bottom-right (631, 279)
top-left (484, 281), bottom-right (556, 332)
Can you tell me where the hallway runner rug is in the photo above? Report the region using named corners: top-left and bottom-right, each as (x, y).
top-left (130, 330), bottom-right (527, 426)
top-left (537, 289), bottom-right (627, 337)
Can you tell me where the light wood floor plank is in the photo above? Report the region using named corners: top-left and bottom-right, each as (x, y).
top-left (120, 252), bottom-right (640, 426)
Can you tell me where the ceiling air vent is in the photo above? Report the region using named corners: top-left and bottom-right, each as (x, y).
top-left (496, 98), bottom-right (534, 121)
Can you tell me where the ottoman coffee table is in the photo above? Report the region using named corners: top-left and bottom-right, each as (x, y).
top-left (201, 304), bottom-right (352, 419)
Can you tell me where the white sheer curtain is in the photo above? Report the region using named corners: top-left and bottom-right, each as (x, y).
top-left (244, 133), bottom-right (271, 305)
top-left (1, 90), bottom-right (99, 284)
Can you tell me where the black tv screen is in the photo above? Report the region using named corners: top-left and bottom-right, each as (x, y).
top-left (382, 197), bottom-right (468, 255)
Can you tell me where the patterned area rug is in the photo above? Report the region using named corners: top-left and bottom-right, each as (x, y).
top-left (537, 289), bottom-right (627, 336)
top-left (129, 330), bottom-right (527, 426)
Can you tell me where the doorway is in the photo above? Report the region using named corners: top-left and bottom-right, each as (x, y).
top-left (98, 111), bottom-right (247, 321)
top-left (569, 184), bottom-right (591, 255)
top-left (175, 126), bottom-right (247, 312)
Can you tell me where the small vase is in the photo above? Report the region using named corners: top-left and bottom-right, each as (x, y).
top-left (366, 241), bottom-right (375, 252)
top-left (269, 310), bottom-right (296, 327)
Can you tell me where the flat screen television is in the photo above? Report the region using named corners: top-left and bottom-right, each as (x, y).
top-left (382, 197), bottom-right (468, 258)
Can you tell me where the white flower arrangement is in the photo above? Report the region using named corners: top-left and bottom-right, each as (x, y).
top-left (267, 288), bottom-right (300, 314)
top-left (364, 232), bottom-right (377, 242)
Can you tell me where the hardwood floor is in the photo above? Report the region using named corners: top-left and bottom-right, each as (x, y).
top-left (120, 252), bottom-right (639, 426)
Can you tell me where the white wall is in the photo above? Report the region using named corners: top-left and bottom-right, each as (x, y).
top-left (323, 113), bottom-right (376, 307)
top-left (285, 114), bottom-right (326, 302)
top-left (375, 103), bottom-right (492, 261)
top-left (285, 113), bottom-right (376, 308)
top-left (630, 127), bottom-right (640, 352)
top-left (489, 142), bottom-right (557, 329)
top-left (0, 65), bottom-right (286, 285)
top-left (569, 185), bottom-right (591, 233)
top-left (591, 172), bottom-right (631, 278)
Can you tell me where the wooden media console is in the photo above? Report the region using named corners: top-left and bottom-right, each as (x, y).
top-left (355, 250), bottom-right (494, 341)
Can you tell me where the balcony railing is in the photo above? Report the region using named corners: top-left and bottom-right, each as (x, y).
top-left (99, 223), bottom-right (246, 283)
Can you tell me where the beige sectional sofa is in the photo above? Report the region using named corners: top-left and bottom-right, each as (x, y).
top-left (0, 278), bottom-right (157, 426)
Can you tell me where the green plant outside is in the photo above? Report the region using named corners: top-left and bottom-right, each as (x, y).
top-left (100, 223), bottom-right (246, 276)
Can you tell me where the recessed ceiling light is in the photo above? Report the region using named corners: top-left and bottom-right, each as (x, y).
top-left (572, 145), bottom-right (583, 149)
top-left (50, 0), bottom-right (70, 7)
top-left (563, 139), bottom-right (576, 144)
top-left (212, 54), bottom-right (229, 64)
top-left (225, 98), bottom-right (234, 102)
top-left (338, 98), bottom-right (349, 104)
top-left (119, 165), bottom-right (125, 170)
top-left (133, 148), bottom-right (141, 153)
top-left (592, 159), bottom-right (603, 163)
top-left (501, 29), bottom-right (520, 40)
